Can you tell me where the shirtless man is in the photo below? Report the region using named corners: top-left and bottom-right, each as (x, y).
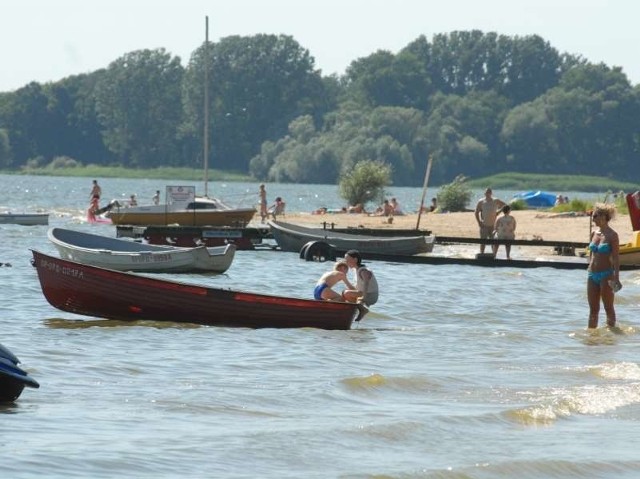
top-left (474, 188), bottom-right (505, 254)
top-left (313, 260), bottom-right (355, 301)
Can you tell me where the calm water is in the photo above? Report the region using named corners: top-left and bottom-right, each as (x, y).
top-left (2, 175), bottom-right (640, 479)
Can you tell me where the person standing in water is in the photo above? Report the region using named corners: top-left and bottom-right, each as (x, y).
top-left (587, 203), bottom-right (621, 329)
top-left (90, 180), bottom-right (102, 203)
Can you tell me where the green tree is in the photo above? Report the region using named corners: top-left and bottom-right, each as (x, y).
top-left (182, 34), bottom-right (328, 173)
top-left (95, 48), bottom-right (184, 167)
top-left (0, 82), bottom-right (50, 166)
top-left (49, 73), bottom-right (113, 165)
top-left (338, 160), bottom-right (391, 207)
top-left (0, 128), bottom-right (10, 167)
top-left (437, 175), bottom-right (472, 212)
top-left (424, 91), bottom-right (510, 183)
top-left (404, 31), bottom-right (573, 105)
top-left (344, 50), bottom-right (432, 110)
top-left (501, 63), bottom-right (640, 181)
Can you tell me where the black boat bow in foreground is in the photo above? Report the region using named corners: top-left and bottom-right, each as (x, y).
top-left (0, 343), bottom-right (39, 402)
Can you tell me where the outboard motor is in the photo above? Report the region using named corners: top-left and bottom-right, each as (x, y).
top-left (0, 343), bottom-right (40, 402)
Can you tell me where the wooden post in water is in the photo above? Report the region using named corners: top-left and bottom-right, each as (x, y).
top-left (203, 16), bottom-right (210, 197)
top-left (416, 156), bottom-right (434, 230)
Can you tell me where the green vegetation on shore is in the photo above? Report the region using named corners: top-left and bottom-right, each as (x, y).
top-left (466, 172), bottom-right (638, 193)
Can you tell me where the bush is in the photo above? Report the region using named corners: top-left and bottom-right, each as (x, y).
top-left (23, 156), bottom-right (46, 169)
top-left (509, 199), bottom-right (527, 210)
top-left (552, 198), bottom-right (590, 213)
top-left (437, 175), bottom-right (472, 212)
top-left (49, 156), bottom-right (82, 169)
top-left (339, 160), bottom-right (391, 207)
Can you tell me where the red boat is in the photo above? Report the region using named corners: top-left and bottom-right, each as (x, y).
top-left (31, 251), bottom-right (365, 330)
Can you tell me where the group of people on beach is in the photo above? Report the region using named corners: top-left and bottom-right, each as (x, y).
top-left (258, 184), bottom-right (286, 223)
top-left (475, 186), bottom-right (622, 330)
top-left (372, 197), bottom-right (404, 217)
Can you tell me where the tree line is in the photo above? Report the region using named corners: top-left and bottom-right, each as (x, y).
top-left (1, 30), bottom-right (638, 186)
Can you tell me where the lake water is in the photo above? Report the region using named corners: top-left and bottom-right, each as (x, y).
top-left (2, 175), bottom-right (640, 478)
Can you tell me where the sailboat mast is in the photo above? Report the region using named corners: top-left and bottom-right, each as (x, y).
top-left (203, 15), bottom-right (210, 197)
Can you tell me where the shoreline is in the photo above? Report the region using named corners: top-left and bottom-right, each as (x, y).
top-left (273, 209), bottom-right (634, 245)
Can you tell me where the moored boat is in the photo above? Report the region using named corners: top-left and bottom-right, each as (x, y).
top-left (105, 195), bottom-right (255, 227)
top-left (0, 343), bottom-right (40, 402)
top-left (620, 231), bottom-right (640, 266)
top-left (48, 227), bottom-right (236, 273)
top-left (31, 250), bottom-right (365, 329)
top-left (268, 220), bottom-right (435, 256)
top-left (0, 212), bottom-right (49, 226)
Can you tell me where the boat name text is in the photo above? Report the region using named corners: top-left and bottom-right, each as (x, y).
top-left (40, 258), bottom-right (84, 279)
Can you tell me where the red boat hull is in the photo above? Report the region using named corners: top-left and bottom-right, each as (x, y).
top-left (31, 251), bottom-right (359, 330)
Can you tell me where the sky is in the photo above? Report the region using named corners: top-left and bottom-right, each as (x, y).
top-left (2, 0), bottom-right (639, 93)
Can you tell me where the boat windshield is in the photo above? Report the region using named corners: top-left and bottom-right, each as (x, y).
top-left (187, 201), bottom-right (220, 210)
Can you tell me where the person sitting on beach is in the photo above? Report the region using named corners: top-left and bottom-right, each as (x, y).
top-left (313, 260), bottom-right (355, 301)
top-left (493, 205), bottom-right (517, 259)
top-left (347, 203), bottom-right (365, 214)
top-left (390, 197), bottom-right (404, 215)
top-left (373, 199), bottom-right (394, 217)
top-left (269, 197), bottom-right (286, 220)
top-left (312, 207), bottom-right (328, 215)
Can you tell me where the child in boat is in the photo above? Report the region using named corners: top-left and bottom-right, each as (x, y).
top-left (314, 260), bottom-right (356, 301)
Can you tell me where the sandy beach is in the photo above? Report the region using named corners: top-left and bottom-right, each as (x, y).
top-left (279, 209), bottom-right (634, 245)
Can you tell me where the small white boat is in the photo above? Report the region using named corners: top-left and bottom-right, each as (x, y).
top-left (0, 212), bottom-right (49, 226)
top-left (48, 228), bottom-right (235, 273)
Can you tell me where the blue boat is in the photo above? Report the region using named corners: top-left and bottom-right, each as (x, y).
top-left (511, 191), bottom-right (557, 208)
top-left (0, 343), bottom-right (39, 402)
